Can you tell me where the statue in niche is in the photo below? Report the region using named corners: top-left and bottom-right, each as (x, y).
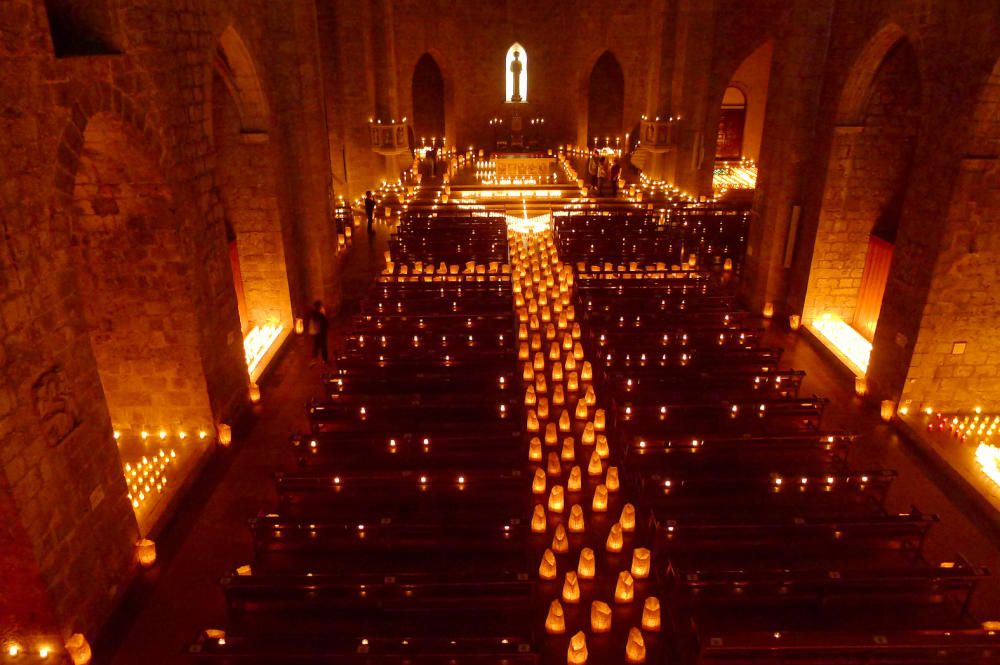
top-left (32, 365), bottom-right (81, 446)
top-left (510, 50), bottom-right (523, 103)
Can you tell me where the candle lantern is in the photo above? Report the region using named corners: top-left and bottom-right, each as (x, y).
top-left (626, 628), bottom-right (646, 663)
top-left (523, 364), bottom-right (535, 382)
top-left (529, 437), bottom-right (543, 461)
top-left (606, 522), bottom-right (624, 552)
top-left (588, 450), bottom-right (603, 476)
top-left (596, 435), bottom-right (610, 459)
top-left (620, 503), bottom-right (636, 532)
top-left (552, 362), bottom-right (564, 382)
top-left (532, 468), bottom-right (547, 494)
top-left (880, 400), bottom-right (895, 422)
top-left (218, 423), bottom-right (232, 446)
top-left (615, 571), bottom-right (635, 603)
top-left (65, 634), bottom-right (92, 665)
top-left (136, 538), bottom-right (157, 568)
top-left (584, 387), bottom-right (597, 406)
top-left (553, 385), bottom-right (566, 405)
top-left (533, 351), bottom-right (545, 370)
top-left (567, 631), bottom-right (588, 665)
top-left (561, 437), bottom-right (575, 462)
top-left (572, 322), bottom-right (582, 340)
top-left (559, 410), bottom-right (571, 432)
top-left (594, 409), bottom-right (606, 431)
top-left (562, 571), bottom-right (581, 602)
top-left (538, 398), bottom-right (550, 420)
top-left (641, 597), bottom-right (661, 631)
top-left (575, 400), bottom-right (589, 420)
top-left (578, 547), bottom-right (596, 578)
top-left (545, 423), bottom-right (558, 445)
top-left (855, 377), bottom-right (868, 397)
top-left (249, 383), bottom-right (261, 404)
top-left (568, 504), bottom-right (585, 532)
top-left (527, 411), bottom-right (540, 432)
top-left (531, 504), bottom-right (547, 533)
top-left (591, 601), bottom-right (613, 633)
top-left (552, 524), bottom-right (570, 553)
top-left (548, 485), bottom-right (565, 512)
top-left (606, 467), bottom-right (620, 492)
top-left (519, 343), bottom-right (530, 361)
top-left (593, 484), bottom-right (609, 512)
top-left (631, 548), bottom-right (651, 578)
top-left (567, 466), bottom-right (582, 492)
top-left (582, 423), bottom-right (595, 445)
top-left (723, 258), bottom-right (733, 271)
top-left (545, 599), bottom-right (566, 634)
top-left (294, 317), bottom-right (305, 334)
top-left (763, 302), bottom-right (774, 319)
top-left (567, 373), bottom-right (580, 392)
top-left (789, 314), bottom-right (801, 331)
top-left (573, 343), bottom-right (585, 360)
top-left (536, 375), bottom-right (548, 394)
top-left (539, 548), bottom-right (558, 580)
top-left (547, 452), bottom-right (562, 476)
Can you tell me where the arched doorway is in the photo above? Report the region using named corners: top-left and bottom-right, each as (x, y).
top-left (587, 51), bottom-right (625, 148)
top-left (715, 86), bottom-right (746, 160)
top-left (213, 26), bottom-right (292, 375)
top-left (804, 28), bottom-right (921, 376)
top-left (412, 53), bottom-right (445, 146)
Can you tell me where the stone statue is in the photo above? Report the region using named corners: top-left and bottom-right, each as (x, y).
top-left (510, 50), bottom-right (523, 102)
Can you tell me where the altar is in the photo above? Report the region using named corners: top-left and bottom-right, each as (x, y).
top-left (493, 154), bottom-right (553, 181)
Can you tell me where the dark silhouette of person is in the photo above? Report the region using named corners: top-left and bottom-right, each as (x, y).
top-left (307, 300), bottom-right (328, 364)
top-left (364, 191), bottom-right (376, 230)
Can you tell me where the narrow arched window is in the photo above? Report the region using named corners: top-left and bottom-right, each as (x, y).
top-left (505, 43), bottom-right (527, 103)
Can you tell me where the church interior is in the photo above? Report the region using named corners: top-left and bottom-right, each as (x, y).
top-left (4, 0), bottom-right (1000, 663)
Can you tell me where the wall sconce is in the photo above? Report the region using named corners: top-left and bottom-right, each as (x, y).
top-left (568, 504), bottom-right (585, 532)
top-left (539, 548), bottom-right (558, 580)
top-left (631, 548), bottom-right (651, 578)
top-left (567, 631), bottom-right (588, 664)
top-left (591, 601), bottom-right (612, 633)
top-left (578, 547), bottom-right (596, 579)
top-left (626, 628), bottom-right (646, 663)
top-left (615, 571), bottom-right (635, 603)
top-left (531, 504), bottom-right (547, 533)
top-left (606, 522), bottom-right (624, 552)
top-left (641, 597), bottom-right (661, 631)
top-left (562, 571), bottom-right (581, 603)
top-left (545, 599), bottom-right (566, 634)
top-left (136, 538), bottom-right (157, 568)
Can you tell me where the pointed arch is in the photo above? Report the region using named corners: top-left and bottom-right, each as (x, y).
top-left (505, 42), bottom-right (527, 103)
top-left (216, 25), bottom-right (270, 134)
top-left (836, 23), bottom-right (908, 126)
top-left (586, 50), bottom-right (626, 146)
top-left (412, 52), bottom-right (446, 143)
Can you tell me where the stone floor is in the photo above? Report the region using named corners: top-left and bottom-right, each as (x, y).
top-left (98, 220), bottom-right (1000, 664)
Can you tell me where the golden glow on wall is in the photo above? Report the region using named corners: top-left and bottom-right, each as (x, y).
top-left (975, 443), bottom-right (1000, 489)
top-left (244, 323), bottom-right (285, 382)
top-left (809, 313), bottom-right (871, 376)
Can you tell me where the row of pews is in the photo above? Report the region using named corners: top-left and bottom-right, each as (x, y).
top-left (190, 208), bottom-right (537, 662)
top-left (545, 212), bottom-right (1000, 663)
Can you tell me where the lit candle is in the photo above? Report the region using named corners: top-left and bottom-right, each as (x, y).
top-left (592, 484), bottom-right (608, 512)
top-left (619, 503), bottom-right (636, 532)
top-left (548, 485), bottom-right (565, 513)
top-left (641, 597), bottom-right (661, 631)
top-left (531, 504), bottom-right (547, 533)
top-left (539, 548), bottom-right (558, 580)
top-left (561, 437), bottom-right (576, 462)
top-left (552, 523), bottom-right (569, 553)
top-left (591, 600), bottom-right (612, 633)
top-left (567, 631), bottom-right (588, 664)
top-left (532, 468), bottom-right (547, 494)
top-left (615, 570), bottom-right (635, 603)
top-left (594, 409), bottom-right (606, 431)
top-left (631, 548), bottom-right (651, 578)
top-left (528, 437), bottom-right (543, 461)
top-left (625, 627), bottom-right (646, 663)
top-left (568, 504), bottom-right (585, 532)
top-left (578, 547), bottom-right (596, 578)
top-left (587, 450), bottom-right (603, 476)
top-left (545, 599), bottom-right (566, 634)
top-left (567, 466), bottom-right (583, 492)
top-left (606, 467), bottom-right (620, 492)
top-left (575, 400), bottom-right (589, 420)
top-left (582, 423), bottom-right (596, 445)
top-left (547, 452), bottom-right (562, 476)
top-left (606, 522), bottom-right (624, 552)
top-left (562, 571), bottom-right (581, 603)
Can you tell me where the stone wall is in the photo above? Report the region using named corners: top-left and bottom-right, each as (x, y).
top-left (0, 0), bottom-right (335, 644)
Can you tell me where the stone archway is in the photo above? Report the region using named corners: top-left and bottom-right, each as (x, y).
top-left (586, 50), bottom-right (625, 149)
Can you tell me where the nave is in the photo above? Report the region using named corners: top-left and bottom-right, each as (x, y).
top-left (109, 165), bottom-right (1000, 665)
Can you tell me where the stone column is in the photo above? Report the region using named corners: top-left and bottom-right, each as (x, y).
top-left (741, 1), bottom-right (834, 317)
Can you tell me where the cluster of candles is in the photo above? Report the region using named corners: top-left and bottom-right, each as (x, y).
top-left (509, 221), bottom-right (658, 663)
top-left (927, 411), bottom-right (1000, 489)
top-left (124, 448), bottom-right (177, 510)
top-left (244, 323), bottom-right (284, 379)
top-left (712, 159), bottom-right (758, 193)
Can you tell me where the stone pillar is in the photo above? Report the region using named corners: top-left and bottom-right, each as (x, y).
top-left (741, 1), bottom-right (834, 317)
